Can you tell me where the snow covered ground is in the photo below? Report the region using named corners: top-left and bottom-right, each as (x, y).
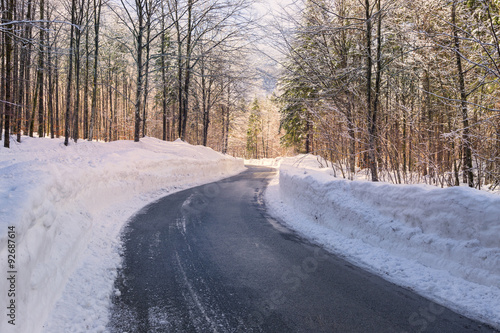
top-left (0, 136), bottom-right (244, 333)
top-left (257, 155), bottom-right (500, 330)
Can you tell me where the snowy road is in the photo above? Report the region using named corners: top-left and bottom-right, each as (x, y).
top-left (109, 166), bottom-right (496, 332)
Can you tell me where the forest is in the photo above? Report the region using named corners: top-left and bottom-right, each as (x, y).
top-left (0, 0), bottom-right (260, 152)
top-left (278, 0), bottom-right (500, 189)
top-left (1, 0), bottom-right (499, 189)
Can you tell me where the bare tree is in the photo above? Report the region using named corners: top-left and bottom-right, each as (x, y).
top-left (2, 0), bottom-right (14, 147)
top-left (451, 0), bottom-right (473, 187)
top-left (88, 0), bottom-right (103, 141)
top-left (64, 0), bottom-right (77, 146)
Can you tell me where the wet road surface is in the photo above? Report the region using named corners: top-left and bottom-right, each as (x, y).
top-left (109, 166), bottom-right (497, 332)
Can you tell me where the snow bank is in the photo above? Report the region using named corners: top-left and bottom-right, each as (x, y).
top-left (0, 136), bottom-right (244, 333)
top-left (266, 155), bottom-right (500, 329)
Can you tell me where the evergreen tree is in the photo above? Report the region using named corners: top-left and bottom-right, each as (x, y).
top-left (246, 98), bottom-right (262, 159)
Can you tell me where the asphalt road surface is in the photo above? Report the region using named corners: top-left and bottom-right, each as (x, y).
top-left (109, 166), bottom-right (497, 333)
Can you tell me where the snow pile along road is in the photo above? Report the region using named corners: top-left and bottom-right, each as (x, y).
top-left (265, 155), bottom-right (500, 330)
top-left (0, 136), bottom-right (244, 333)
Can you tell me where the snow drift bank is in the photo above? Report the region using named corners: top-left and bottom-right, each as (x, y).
top-left (265, 155), bottom-right (500, 329)
top-left (0, 136), bottom-right (244, 333)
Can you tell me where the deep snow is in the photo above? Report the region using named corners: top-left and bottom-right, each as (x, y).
top-left (0, 136), bottom-right (244, 333)
top-left (252, 155), bottom-right (500, 330)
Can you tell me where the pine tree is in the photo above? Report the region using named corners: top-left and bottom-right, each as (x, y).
top-left (246, 98), bottom-right (262, 159)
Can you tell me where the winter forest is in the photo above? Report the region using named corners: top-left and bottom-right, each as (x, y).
top-left (1, 0), bottom-right (500, 190)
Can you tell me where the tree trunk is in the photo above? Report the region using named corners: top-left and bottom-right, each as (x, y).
top-left (3, 0), bottom-right (14, 147)
top-left (305, 115), bottom-right (310, 154)
top-left (11, 2), bottom-right (18, 142)
top-left (47, 14), bottom-right (54, 139)
top-left (179, 0), bottom-right (193, 141)
top-left (452, 0), bottom-right (474, 187)
top-left (16, 0), bottom-right (24, 142)
top-left (134, 1), bottom-right (144, 143)
top-left (37, 0), bottom-right (45, 137)
top-left (142, 16), bottom-right (151, 138)
top-left (222, 84), bottom-right (230, 154)
top-left (201, 56), bottom-right (210, 146)
top-left (64, 0), bottom-right (77, 146)
top-left (176, 28), bottom-right (182, 139)
top-left (83, 20), bottom-right (90, 139)
top-left (0, 0), bottom-right (4, 143)
top-left (161, 3), bottom-right (169, 141)
top-left (346, 96), bottom-right (356, 177)
top-left (371, 0), bottom-right (383, 180)
top-left (73, 28), bottom-right (82, 142)
top-left (24, 0), bottom-right (33, 136)
top-left (55, 48), bottom-right (60, 137)
top-left (48, 53), bottom-right (55, 139)
top-left (89, 0), bottom-right (101, 141)
top-left (365, 0), bottom-right (378, 181)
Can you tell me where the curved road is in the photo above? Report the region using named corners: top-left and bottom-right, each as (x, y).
top-left (109, 166), bottom-right (497, 332)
